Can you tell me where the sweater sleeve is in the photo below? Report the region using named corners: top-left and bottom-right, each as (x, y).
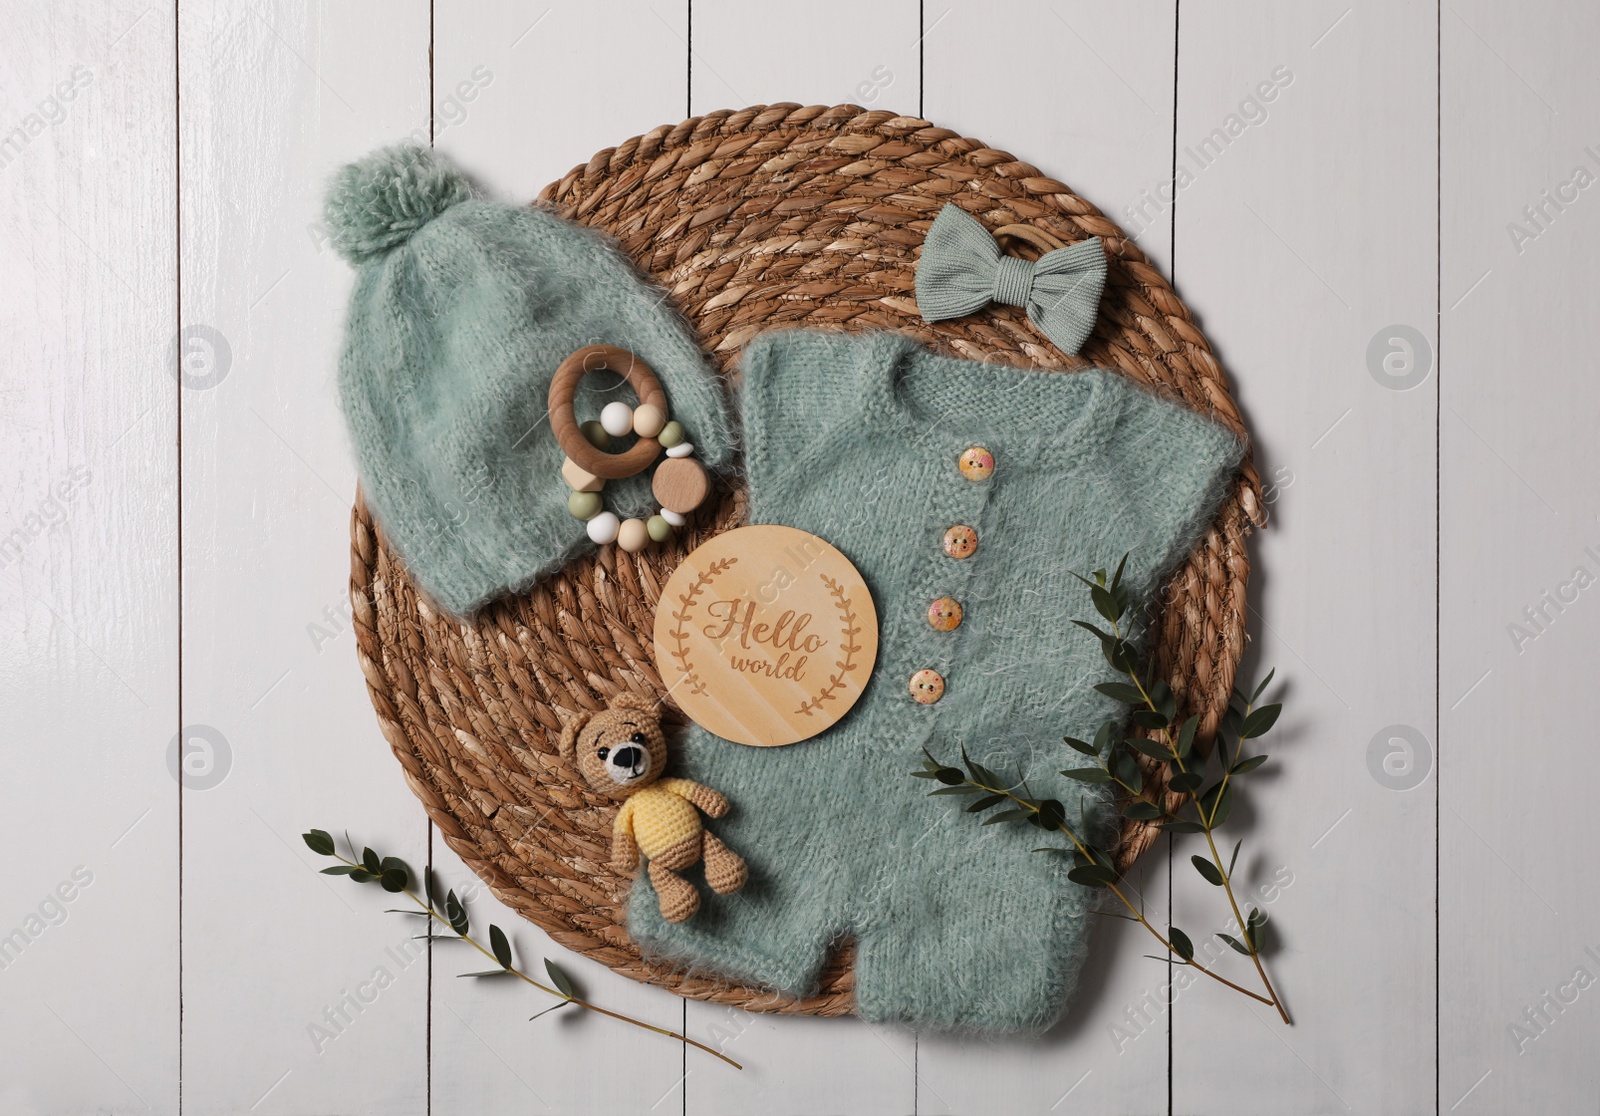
top-left (1089, 377), bottom-right (1245, 597)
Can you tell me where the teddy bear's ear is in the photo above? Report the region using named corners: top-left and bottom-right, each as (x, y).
top-left (557, 710), bottom-right (594, 763)
top-left (609, 691), bottom-right (659, 717)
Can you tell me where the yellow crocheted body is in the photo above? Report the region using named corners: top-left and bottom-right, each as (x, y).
top-left (616, 780), bottom-right (703, 859)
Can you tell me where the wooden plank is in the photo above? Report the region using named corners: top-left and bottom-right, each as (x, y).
top-left (0, 5), bottom-right (179, 1113)
top-left (1171, 5), bottom-right (1437, 1113)
top-left (681, 3), bottom-right (920, 1112)
top-left (428, 3), bottom-right (693, 1112)
top-left (1439, 2), bottom-right (1600, 1111)
top-left (175, 3), bottom-right (433, 1112)
top-left (917, 3), bottom-right (1177, 1112)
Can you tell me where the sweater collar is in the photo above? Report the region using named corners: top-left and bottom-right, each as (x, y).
top-left (859, 332), bottom-right (1116, 468)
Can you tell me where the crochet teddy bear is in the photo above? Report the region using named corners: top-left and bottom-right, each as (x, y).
top-left (559, 693), bottom-right (747, 923)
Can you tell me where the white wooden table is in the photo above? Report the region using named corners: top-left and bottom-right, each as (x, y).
top-left (3, 2), bottom-right (1590, 1112)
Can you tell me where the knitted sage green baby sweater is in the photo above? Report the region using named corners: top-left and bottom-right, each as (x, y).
top-left (630, 330), bottom-right (1243, 1031)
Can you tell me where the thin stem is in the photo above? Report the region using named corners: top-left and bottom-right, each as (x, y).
top-left (1106, 617), bottom-right (1292, 1025)
top-left (334, 855), bottom-right (742, 1068)
top-left (962, 779), bottom-right (1273, 1007)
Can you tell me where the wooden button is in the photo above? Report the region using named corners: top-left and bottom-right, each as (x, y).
top-left (959, 446), bottom-right (994, 481)
top-left (652, 456), bottom-right (709, 514)
top-left (909, 669), bottom-right (945, 704)
top-left (928, 597), bottom-right (963, 631)
top-left (942, 525), bottom-right (978, 560)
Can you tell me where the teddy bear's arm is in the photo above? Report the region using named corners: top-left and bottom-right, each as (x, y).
top-left (659, 777), bottom-right (729, 819)
top-left (611, 799), bottom-right (640, 874)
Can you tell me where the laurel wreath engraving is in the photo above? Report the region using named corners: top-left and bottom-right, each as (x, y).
top-left (795, 574), bottom-right (863, 717)
top-left (665, 557), bottom-right (737, 698)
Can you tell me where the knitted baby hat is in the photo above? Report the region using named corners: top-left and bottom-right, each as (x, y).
top-left (325, 144), bottom-right (733, 615)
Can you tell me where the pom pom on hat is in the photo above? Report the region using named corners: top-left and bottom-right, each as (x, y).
top-left (324, 144), bottom-right (473, 263)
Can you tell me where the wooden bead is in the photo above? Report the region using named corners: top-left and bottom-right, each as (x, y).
top-left (617, 517), bottom-right (650, 552)
top-left (562, 457), bottom-right (605, 493)
top-left (581, 420), bottom-right (610, 449)
top-left (646, 514), bottom-right (674, 542)
top-left (567, 491), bottom-right (603, 520)
top-left (652, 456), bottom-right (709, 514)
top-left (585, 511), bottom-right (620, 544)
top-left (600, 401), bottom-right (634, 437)
top-left (657, 421), bottom-right (686, 448)
top-left (633, 403), bottom-right (667, 439)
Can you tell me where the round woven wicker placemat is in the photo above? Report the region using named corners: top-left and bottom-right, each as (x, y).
top-left (349, 104), bottom-right (1263, 1016)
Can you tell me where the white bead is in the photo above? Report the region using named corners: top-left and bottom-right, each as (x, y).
top-left (659, 508), bottom-right (686, 527)
top-left (600, 401), bottom-right (634, 437)
top-left (665, 441), bottom-right (695, 458)
top-left (585, 510), bottom-right (620, 544)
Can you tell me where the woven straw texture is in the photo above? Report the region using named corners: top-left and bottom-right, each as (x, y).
top-left (349, 104), bottom-right (1263, 1016)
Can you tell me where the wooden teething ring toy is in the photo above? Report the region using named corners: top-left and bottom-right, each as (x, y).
top-left (548, 344), bottom-right (668, 479)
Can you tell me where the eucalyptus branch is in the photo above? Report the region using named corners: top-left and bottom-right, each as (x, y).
top-left (913, 553), bottom-right (1293, 1024)
top-left (302, 829), bottom-right (741, 1069)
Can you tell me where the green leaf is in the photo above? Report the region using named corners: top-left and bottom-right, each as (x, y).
top-left (349, 869), bottom-right (375, 883)
top-left (1107, 639), bottom-right (1141, 674)
top-left (1094, 682), bottom-right (1145, 706)
top-left (544, 958), bottom-right (576, 998)
top-left (1035, 799), bottom-right (1066, 830)
top-left (930, 784), bottom-right (982, 796)
top-left (1229, 839), bottom-right (1243, 876)
top-left (961, 748), bottom-right (1001, 789)
top-left (1231, 754), bottom-right (1268, 775)
top-left (1167, 771), bottom-right (1204, 794)
top-left (966, 794), bottom-right (1005, 813)
top-left (1126, 737), bottom-right (1173, 762)
top-left (490, 924), bottom-right (513, 969)
top-left (909, 769), bottom-right (940, 780)
top-left (302, 830), bottom-right (335, 856)
top-left (1071, 618), bottom-right (1113, 643)
top-left (1091, 584), bottom-right (1122, 624)
top-left (529, 1000), bottom-right (576, 1021)
top-left (1067, 865), bottom-right (1115, 888)
top-left (1149, 679), bottom-right (1177, 723)
top-left (458, 969), bottom-right (516, 978)
top-left (1176, 714), bottom-right (1199, 758)
top-left (1222, 705), bottom-right (1245, 738)
top-left (1160, 820), bottom-right (1205, 834)
top-left (1250, 668), bottom-right (1276, 704)
top-left (446, 890), bottom-right (469, 937)
top-left (1113, 749), bottom-right (1143, 794)
top-left (1122, 801), bottom-right (1163, 821)
top-left (320, 864), bottom-right (356, 876)
top-left (1247, 906), bottom-right (1267, 930)
top-left (1131, 708), bottom-right (1170, 730)
top-left (934, 767), bottom-right (965, 786)
top-left (380, 868), bottom-right (408, 893)
top-left (1063, 735), bottom-right (1098, 757)
top-left (1217, 932), bottom-right (1253, 957)
top-left (1168, 926), bottom-right (1195, 962)
top-left (1061, 767), bottom-right (1111, 784)
top-left (1240, 704), bottom-right (1282, 739)
top-left (1191, 855), bottom-right (1224, 886)
top-left (362, 847), bottom-right (381, 874)
top-left (380, 856), bottom-right (406, 873)
top-left (1111, 552), bottom-right (1129, 592)
top-left (1093, 720), bottom-right (1118, 753)
top-left (982, 809), bottom-right (1030, 826)
top-left (1200, 782), bottom-right (1235, 828)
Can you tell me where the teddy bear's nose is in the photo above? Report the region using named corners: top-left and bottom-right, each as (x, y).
top-left (610, 745), bottom-right (644, 772)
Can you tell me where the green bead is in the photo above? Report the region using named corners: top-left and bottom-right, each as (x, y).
top-left (657, 421), bottom-right (686, 448)
top-left (646, 514), bottom-right (674, 542)
top-left (567, 490), bottom-right (603, 520)
top-left (581, 420), bottom-right (610, 450)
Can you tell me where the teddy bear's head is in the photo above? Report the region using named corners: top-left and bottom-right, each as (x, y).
top-left (557, 692), bottom-right (670, 801)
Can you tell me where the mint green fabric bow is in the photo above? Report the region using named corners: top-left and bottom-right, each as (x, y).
top-left (914, 204), bottom-right (1107, 355)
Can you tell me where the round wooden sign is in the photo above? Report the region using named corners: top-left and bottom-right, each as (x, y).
top-left (654, 525), bottom-right (879, 747)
